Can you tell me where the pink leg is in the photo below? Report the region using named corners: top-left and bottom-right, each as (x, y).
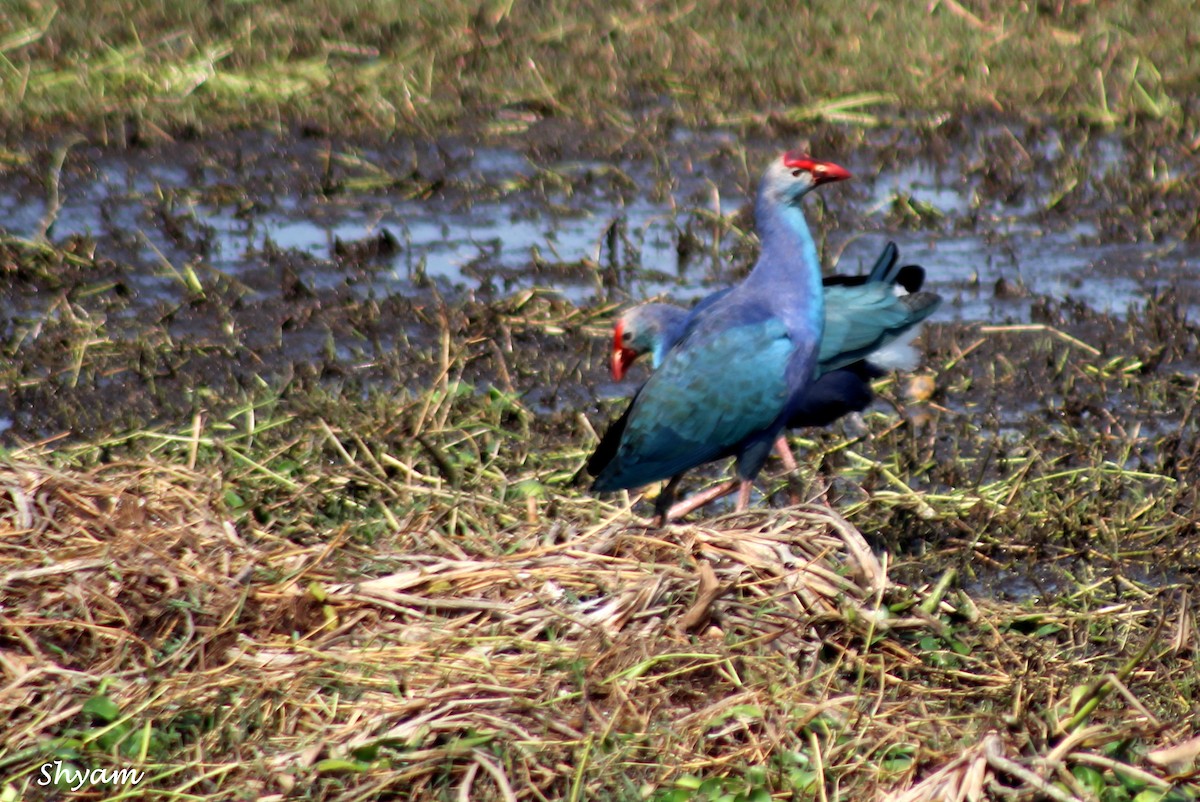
top-left (734, 479), bottom-right (753, 511)
top-left (774, 435), bottom-right (798, 472)
top-left (774, 434), bottom-right (802, 505)
top-left (665, 479), bottom-right (738, 521)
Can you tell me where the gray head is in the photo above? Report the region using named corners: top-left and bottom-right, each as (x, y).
top-left (612, 302), bottom-right (690, 380)
top-left (759, 150), bottom-right (852, 206)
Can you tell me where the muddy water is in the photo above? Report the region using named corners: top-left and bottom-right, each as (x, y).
top-left (2, 126), bottom-right (1197, 331)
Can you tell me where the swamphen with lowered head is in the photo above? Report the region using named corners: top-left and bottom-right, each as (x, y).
top-left (589, 151), bottom-right (851, 521)
top-left (609, 241), bottom-right (928, 382)
top-left (591, 242), bottom-right (941, 518)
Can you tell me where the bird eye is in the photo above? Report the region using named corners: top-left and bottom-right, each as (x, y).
top-left (622, 331), bottom-right (631, 342)
top-left (791, 169), bottom-right (803, 178)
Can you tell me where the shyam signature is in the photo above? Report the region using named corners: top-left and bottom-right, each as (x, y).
top-left (37, 761), bottom-right (146, 792)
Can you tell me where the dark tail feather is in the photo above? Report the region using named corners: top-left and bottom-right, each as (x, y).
top-left (823, 241), bottom-right (925, 294)
top-left (867, 241), bottom-right (926, 293)
top-left (893, 264), bottom-right (926, 294)
top-left (866, 240), bottom-right (899, 284)
top-left (584, 391), bottom-right (638, 479)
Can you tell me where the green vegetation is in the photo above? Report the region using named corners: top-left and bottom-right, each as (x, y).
top-left (1, 0), bottom-right (1198, 137)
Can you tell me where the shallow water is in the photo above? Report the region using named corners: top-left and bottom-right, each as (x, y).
top-left (2, 129), bottom-right (1197, 329)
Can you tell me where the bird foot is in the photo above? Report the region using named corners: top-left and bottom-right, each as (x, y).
top-left (651, 474), bottom-right (685, 527)
top-left (772, 435), bottom-right (805, 504)
top-left (664, 480), bottom-right (738, 522)
top-left (773, 435), bottom-right (799, 472)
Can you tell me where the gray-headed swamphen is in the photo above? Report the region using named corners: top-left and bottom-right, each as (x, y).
top-left (589, 151), bottom-right (855, 521)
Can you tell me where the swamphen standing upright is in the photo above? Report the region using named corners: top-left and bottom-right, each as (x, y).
top-left (592, 243), bottom-right (941, 518)
top-left (589, 151), bottom-right (850, 520)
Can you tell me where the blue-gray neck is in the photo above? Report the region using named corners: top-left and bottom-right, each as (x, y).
top-left (652, 338), bottom-right (670, 368)
top-left (646, 305), bottom-right (691, 368)
top-left (751, 187), bottom-right (825, 338)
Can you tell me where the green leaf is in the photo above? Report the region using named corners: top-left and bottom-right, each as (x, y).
top-left (784, 750), bottom-right (812, 767)
top-left (96, 722), bottom-right (131, 751)
top-left (120, 725), bottom-right (161, 759)
top-left (510, 479), bottom-right (545, 499)
top-left (82, 696), bottom-right (121, 723)
top-left (881, 754), bottom-right (916, 773)
top-left (728, 704), bottom-right (764, 719)
top-left (1068, 684), bottom-right (1092, 713)
top-left (1115, 767), bottom-right (1149, 793)
top-left (657, 790), bottom-right (693, 802)
top-left (787, 769), bottom-right (817, 791)
top-left (710, 705), bottom-right (764, 727)
top-left (273, 458), bottom-right (301, 476)
top-left (314, 758), bottom-right (371, 774)
top-left (351, 743), bottom-right (380, 761)
top-left (924, 649), bottom-right (960, 668)
top-left (440, 733), bottom-right (495, 753)
top-left (1132, 790), bottom-right (1168, 802)
top-left (1100, 786), bottom-right (1133, 802)
top-left (1073, 765), bottom-right (1105, 798)
top-left (50, 761), bottom-right (86, 791)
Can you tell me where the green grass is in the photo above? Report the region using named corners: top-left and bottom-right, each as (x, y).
top-left (2, 0), bottom-right (1198, 137)
top-left (3, 342), bottom-right (1199, 800)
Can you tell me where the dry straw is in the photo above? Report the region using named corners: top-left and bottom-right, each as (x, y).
top-left (0, 448), bottom-right (1194, 800)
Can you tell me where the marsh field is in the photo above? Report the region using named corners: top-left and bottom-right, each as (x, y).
top-left (3, 2), bottom-right (1200, 800)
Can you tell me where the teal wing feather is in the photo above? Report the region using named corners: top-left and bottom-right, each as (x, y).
top-left (818, 285), bottom-right (941, 374)
top-left (591, 318), bottom-right (792, 491)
